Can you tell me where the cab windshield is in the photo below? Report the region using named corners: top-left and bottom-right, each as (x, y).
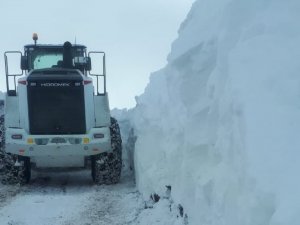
top-left (26, 46), bottom-right (86, 70)
top-left (30, 49), bottom-right (63, 69)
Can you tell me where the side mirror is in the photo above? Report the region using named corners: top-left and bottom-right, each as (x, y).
top-left (20, 56), bottom-right (28, 70)
top-left (86, 57), bottom-right (91, 71)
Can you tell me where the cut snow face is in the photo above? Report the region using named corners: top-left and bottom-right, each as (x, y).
top-left (115, 0), bottom-right (300, 225)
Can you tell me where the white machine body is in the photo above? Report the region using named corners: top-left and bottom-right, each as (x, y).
top-left (4, 44), bottom-right (111, 168)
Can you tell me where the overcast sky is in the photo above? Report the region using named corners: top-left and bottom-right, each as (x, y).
top-left (0, 0), bottom-right (193, 108)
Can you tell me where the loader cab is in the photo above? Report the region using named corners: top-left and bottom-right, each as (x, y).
top-left (5, 39), bottom-right (106, 96)
top-left (21, 44), bottom-right (90, 74)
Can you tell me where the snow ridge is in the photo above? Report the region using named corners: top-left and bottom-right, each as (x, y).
top-left (118, 0), bottom-right (300, 224)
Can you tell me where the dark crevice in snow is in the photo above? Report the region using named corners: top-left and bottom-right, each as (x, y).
top-left (151, 193), bottom-right (160, 203)
top-left (143, 186), bottom-right (189, 225)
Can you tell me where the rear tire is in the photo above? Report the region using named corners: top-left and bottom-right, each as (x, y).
top-left (1, 111), bottom-right (30, 184)
top-left (19, 156), bottom-right (31, 184)
top-left (91, 117), bottom-right (122, 185)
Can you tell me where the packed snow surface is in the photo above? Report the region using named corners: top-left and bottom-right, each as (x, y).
top-left (116, 0), bottom-right (300, 225)
top-left (0, 170), bottom-right (185, 225)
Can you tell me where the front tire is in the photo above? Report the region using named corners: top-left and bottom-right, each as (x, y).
top-left (91, 117), bottom-right (122, 185)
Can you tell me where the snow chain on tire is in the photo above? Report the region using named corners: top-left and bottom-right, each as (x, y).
top-left (92, 117), bottom-right (122, 185)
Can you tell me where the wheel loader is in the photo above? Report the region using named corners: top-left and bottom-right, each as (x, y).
top-left (1, 34), bottom-right (122, 184)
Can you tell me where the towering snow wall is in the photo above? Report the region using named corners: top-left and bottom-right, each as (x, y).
top-left (119, 0), bottom-right (300, 224)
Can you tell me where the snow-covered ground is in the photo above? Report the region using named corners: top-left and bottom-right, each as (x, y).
top-left (0, 170), bottom-right (186, 225)
top-left (114, 0), bottom-right (300, 225)
top-left (0, 170), bottom-right (139, 225)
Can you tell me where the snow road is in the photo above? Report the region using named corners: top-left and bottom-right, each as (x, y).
top-left (0, 170), bottom-right (143, 225)
top-left (0, 170), bottom-right (184, 225)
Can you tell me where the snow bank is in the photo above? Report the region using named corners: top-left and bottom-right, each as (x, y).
top-left (0, 100), bottom-right (5, 177)
top-left (0, 100), bottom-right (3, 115)
top-left (119, 0), bottom-right (300, 224)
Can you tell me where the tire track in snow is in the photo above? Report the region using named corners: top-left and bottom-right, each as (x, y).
top-left (0, 185), bottom-right (20, 209)
top-left (0, 170), bottom-right (143, 225)
top-left (67, 177), bottom-right (143, 225)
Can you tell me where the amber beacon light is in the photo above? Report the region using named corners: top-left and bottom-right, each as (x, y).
top-left (32, 33), bottom-right (38, 45)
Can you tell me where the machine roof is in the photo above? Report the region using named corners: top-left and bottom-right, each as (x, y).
top-left (24, 44), bottom-right (87, 49)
